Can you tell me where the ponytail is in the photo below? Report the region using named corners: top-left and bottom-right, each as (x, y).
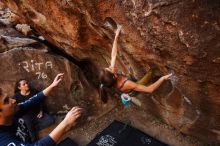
top-left (99, 84), bottom-right (108, 103)
top-left (99, 68), bottom-right (117, 103)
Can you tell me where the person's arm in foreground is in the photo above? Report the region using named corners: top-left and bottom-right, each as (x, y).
top-left (49, 106), bottom-right (82, 144)
top-left (110, 25), bottom-right (122, 69)
top-left (1, 107), bottom-right (82, 146)
top-left (124, 73), bottom-right (172, 93)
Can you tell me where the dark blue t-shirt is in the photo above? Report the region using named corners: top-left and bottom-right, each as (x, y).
top-left (0, 92), bottom-right (56, 146)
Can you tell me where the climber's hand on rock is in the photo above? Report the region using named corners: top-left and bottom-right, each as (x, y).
top-left (161, 73), bottom-right (173, 80)
top-left (115, 25), bottom-right (122, 35)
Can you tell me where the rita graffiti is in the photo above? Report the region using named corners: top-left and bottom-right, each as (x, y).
top-left (18, 60), bottom-right (53, 79)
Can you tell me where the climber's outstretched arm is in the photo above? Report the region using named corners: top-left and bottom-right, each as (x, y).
top-left (122, 73), bottom-right (172, 93)
top-left (110, 25), bottom-right (122, 69)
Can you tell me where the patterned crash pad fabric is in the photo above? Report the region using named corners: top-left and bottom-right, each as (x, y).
top-left (87, 120), bottom-right (168, 146)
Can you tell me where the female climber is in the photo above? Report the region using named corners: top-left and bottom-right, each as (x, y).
top-left (99, 25), bottom-right (172, 103)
